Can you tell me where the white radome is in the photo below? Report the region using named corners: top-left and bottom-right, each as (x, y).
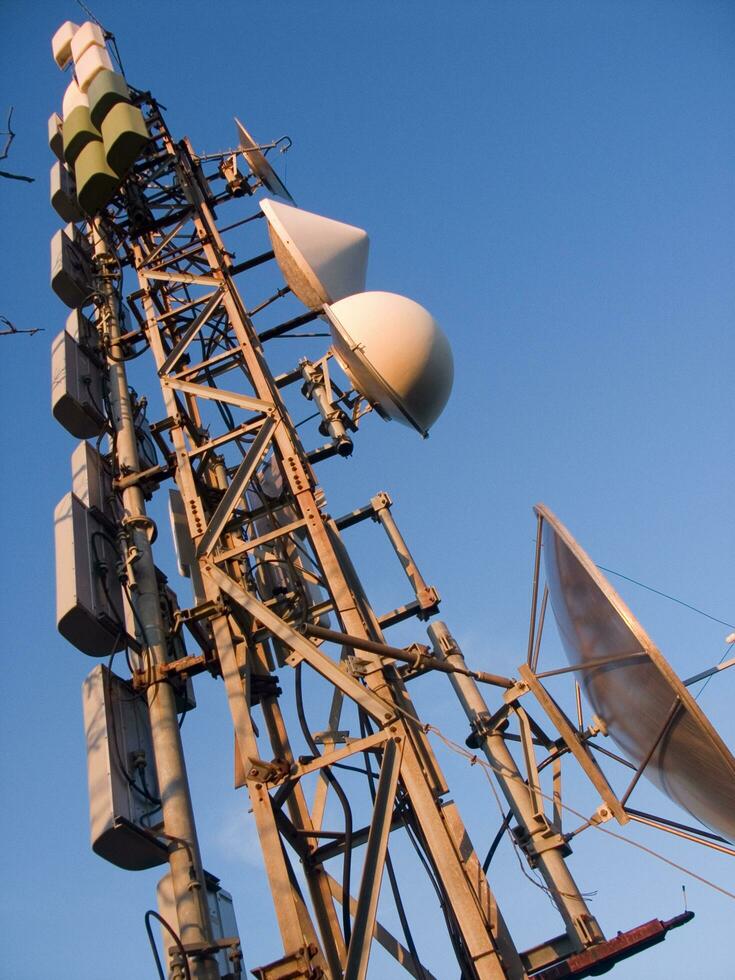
top-left (325, 291), bottom-right (453, 437)
top-left (261, 199), bottom-right (369, 309)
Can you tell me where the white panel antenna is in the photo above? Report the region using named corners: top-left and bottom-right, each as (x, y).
top-left (50, 225), bottom-right (94, 309)
top-left (54, 492), bottom-right (127, 655)
top-left (50, 160), bottom-right (82, 223)
top-left (51, 20), bottom-right (79, 69)
top-left (51, 329), bottom-right (105, 438)
top-left (82, 664), bottom-right (169, 869)
top-left (157, 870), bottom-right (243, 977)
top-left (71, 440), bottom-right (112, 513)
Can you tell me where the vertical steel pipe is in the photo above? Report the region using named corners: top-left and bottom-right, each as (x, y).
top-left (94, 229), bottom-right (219, 980)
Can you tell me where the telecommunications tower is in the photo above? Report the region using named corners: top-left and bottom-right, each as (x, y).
top-left (49, 18), bottom-right (734, 980)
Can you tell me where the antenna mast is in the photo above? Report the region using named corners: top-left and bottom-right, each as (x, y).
top-left (49, 20), bottom-right (698, 980)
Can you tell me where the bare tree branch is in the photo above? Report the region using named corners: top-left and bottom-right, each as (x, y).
top-left (0, 106), bottom-right (35, 182)
top-left (0, 106), bottom-right (15, 160)
top-left (0, 315), bottom-right (43, 337)
top-left (0, 169), bottom-right (35, 183)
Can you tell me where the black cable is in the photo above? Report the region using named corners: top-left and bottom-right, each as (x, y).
top-left (145, 917), bottom-right (165, 980)
top-left (197, 332), bottom-right (237, 430)
top-left (82, 375), bottom-right (108, 421)
top-left (245, 478), bottom-right (319, 618)
top-left (286, 533), bottom-right (328, 590)
top-left (144, 909), bottom-right (192, 980)
top-left (135, 424), bottom-right (159, 466)
top-left (213, 382), bottom-right (236, 429)
top-left (363, 722), bottom-right (470, 969)
top-left (331, 760), bottom-right (375, 777)
top-left (104, 336), bottom-right (151, 361)
top-left (294, 663), bottom-right (353, 947)
top-left (138, 763), bottom-right (161, 807)
top-left (270, 332), bottom-right (331, 339)
top-left (294, 409), bottom-right (322, 429)
top-left (104, 651), bottom-right (162, 808)
top-left (245, 556), bottom-right (311, 626)
top-left (89, 478), bottom-right (159, 699)
top-left (358, 711), bottom-right (426, 979)
top-left (597, 564), bottom-right (735, 630)
top-left (390, 783), bottom-right (470, 974)
top-left (101, 382), bottom-right (118, 463)
top-left (695, 641), bottom-right (735, 701)
top-left (121, 578), bottom-right (152, 651)
top-left (482, 809), bottom-right (513, 873)
top-left (248, 477), bottom-right (328, 594)
top-left (90, 530), bottom-right (128, 635)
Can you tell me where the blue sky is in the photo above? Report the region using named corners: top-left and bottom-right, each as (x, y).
top-left (0, 2), bottom-right (733, 977)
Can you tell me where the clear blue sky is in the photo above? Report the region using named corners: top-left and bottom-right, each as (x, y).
top-left (0, 1), bottom-right (733, 977)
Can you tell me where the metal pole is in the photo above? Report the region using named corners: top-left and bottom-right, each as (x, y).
top-left (428, 620), bottom-right (604, 952)
top-left (344, 736), bottom-right (403, 980)
top-left (525, 513), bottom-right (543, 666)
top-left (93, 229), bottom-right (219, 980)
top-left (370, 493), bottom-right (432, 603)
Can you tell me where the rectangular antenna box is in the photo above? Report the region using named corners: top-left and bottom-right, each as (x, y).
top-left (50, 161), bottom-right (82, 223)
top-left (83, 664), bottom-right (168, 870)
top-left (71, 439), bottom-right (112, 515)
top-left (48, 112), bottom-right (64, 161)
top-left (66, 307), bottom-right (97, 346)
top-left (157, 869), bottom-right (241, 978)
top-left (51, 328), bottom-right (105, 438)
top-left (54, 490), bottom-right (127, 655)
top-left (50, 223), bottom-right (93, 308)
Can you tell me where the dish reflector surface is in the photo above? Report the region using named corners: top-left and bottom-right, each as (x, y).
top-left (260, 199), bottom-right (368, 309)
top-left (537, 503), bottom-right (735, 842)
top-left (325, 291), bottom-right (453, 437)
top-left (235, 117), bottom-right (294, 203)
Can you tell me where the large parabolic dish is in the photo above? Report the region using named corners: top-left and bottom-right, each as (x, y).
top-left (536, 503), bottom-right (735, 842)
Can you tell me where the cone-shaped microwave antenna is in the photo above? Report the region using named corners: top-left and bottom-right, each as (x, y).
top-left (537, 503), bottom-right (735, 843)
top-left (235, 117), bottom-right (294, 203)
top-left (324, 291), bottom-right (453, 437)
top-left (260, 199), bottom-right (369, 309)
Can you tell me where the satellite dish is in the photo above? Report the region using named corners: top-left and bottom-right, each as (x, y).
top-left (537, 503), bottom-right (735, 842)
top-left (260, 199), bottom-right (369, 309)
top-left (324, 291), bottom-right (453, 437)
top-left (234, 117), bottom-right (294, 203)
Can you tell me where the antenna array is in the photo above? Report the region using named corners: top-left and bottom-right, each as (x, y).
top-left (47, 20), bottom-right (716, 980)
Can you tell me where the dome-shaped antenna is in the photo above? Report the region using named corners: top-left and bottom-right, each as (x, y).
top-left (324, 291), bottom-right (453, 437)
top-left (260, 199), bottom-right (369, 309)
